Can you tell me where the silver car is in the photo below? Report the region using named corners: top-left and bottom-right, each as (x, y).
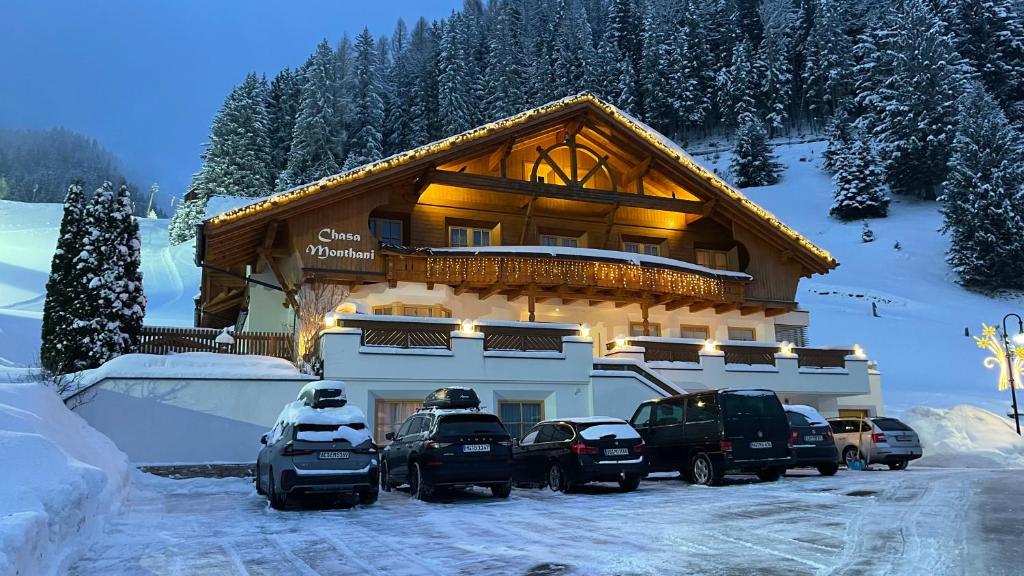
top-left (256, 382), bottom-right (379, 509)
top-left (827, 417), bottom-right (922, 470)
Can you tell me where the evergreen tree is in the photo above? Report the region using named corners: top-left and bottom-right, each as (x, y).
top-left (0, 176), bottom-right (8, 200)
top-left (640, 0), bottom-right (681, 130)
top-left (718, 40), bottom-right (760, 128)
top-left (438, 15), bottom-right (476, 135)
top-left (940, 87), bottom-right (1024, 288)
top-left (279, 39), bottom-right (345, 189)
top-left (168, 196), bottom-right (207, 245)
top-left (757, 0), bottom-right (798, 132)
top-left (823, 107), bottom-right (852, 173)
top-left (854, 0), bottom-right (969, 199)
top-left (861, 221), bottom-right (876, 242)
top-left (343, 28), bottom-right (387, 171)
top-left (830, 137), bottom-right (890, 220)
top-left (40, 181), bottom-right (87, 373)
top-left (673, 6), bottom-right (715, 129)
top-left (551, 0), bottom-right (596, 98)
top-left (730, 112), bottom-right (782, 187)
top-left (105, 184), bottom-right (147, 357)
top-left (484, 0), bottom-right (530, 120)
top-left (802, 0), bottom-right (854, 120)
top-left (608, 0), bottom-right (644, 110)
top-left (408, 18), bottom-right (442, 145)
top-left (267, 68), bottom-right (301, 175)
top-left (196, 73), bottom-right (274, 199)
top-left (386, 19), bottom-right (414, 153)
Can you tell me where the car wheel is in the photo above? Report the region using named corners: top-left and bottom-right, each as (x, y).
top-left (359, 489), bottom-right (379, 505)
top-left (690, 453), bottom-right (722, 486)
top-left (817, 463), bottom-right (839, 476)
top-left (842, 446), bottom-right (863, 467)
top-left (268, 468), bottom-right (286, 510)
top-left (380, 460), bottom-right (392, 492)
top-left (888, 460), bottom-right (908, 471)
top-left (757, 467), bottom-right (782, 482)
top-left (410, 462), bottom-right (434, 501)
top-left (254, 468), bottom-right (264, 495)
top-left (618, 475), bottom-right (642, 492)
top-left (547, 462), bottom-right (567, 493)
top-left (490, 479), bottom-right (513, 499)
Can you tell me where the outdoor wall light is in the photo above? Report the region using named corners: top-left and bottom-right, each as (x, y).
top-left (460, 319), bottom-right (476, 334)
top-left (779, 341), bottom-right (794, 356)
top-left (579, 324), bottom-right (591, 338)
top-left (702, 339), bottom-right (718, 353)
top-left (614, 335), bottom-right (626, 349)
top-left (853, 344), bottom-right (866, 358)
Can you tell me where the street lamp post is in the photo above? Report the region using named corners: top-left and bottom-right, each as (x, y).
top-left (1001, 313), bottom-right (1024, 435)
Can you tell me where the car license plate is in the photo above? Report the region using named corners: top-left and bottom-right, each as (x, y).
top-left (805, 435), bottom-right (823, 442)
top-left (318, 451), bottom-right (349, 460)
top-left (464, 444), bottom-right (490, 452)
top-left (897, 435), bottom-right (911, 442)
top-left (750, 441), bottom-right (773, 449)
top-left (604, 448), bottom-right (629, 456)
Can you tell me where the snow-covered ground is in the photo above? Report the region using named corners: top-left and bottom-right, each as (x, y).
top-left (0, 381), bottom-right (129, 575)
top-left (64, 467), bottom-right (1021, 576)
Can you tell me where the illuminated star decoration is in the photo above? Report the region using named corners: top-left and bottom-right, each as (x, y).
top-left (975, 323), bottom-right (1024, 390)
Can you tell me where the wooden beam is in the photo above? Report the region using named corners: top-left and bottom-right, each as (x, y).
top-left (589, 300), bottom-right (604, 307)
top-left (535, 146), bottom-right (573, 185)
top-left (528, 295), bottom-right (536, 322)
top-left (257, 247), bottom-right (299, 310)
top-left (261, 220), bottom-right (280, 251)
top-left (740, 305), bottom-right (763, 316)
top-left (602, 203), bottom-right (620, 250)
top-left (714, 303), bottom-right (739, 314)
top-left (518, 192), bottom-right (539, 244)
top-left (431, 170), bottom-right (704, 214)
top-left (615, 301), bottom-right (631, 308)
top-left (454, 281), bottom-right (470, 296)
top-left (478, 283), bottom-right (505, 301)
top-left (578, 155), bottom-right (610, 188)
top-left (664, 298), bottom-right (695, 311)
top-left (488, 139), bottom-right (514, 175)
top-left (689, 302), bottom-right (715, 313)
top-left (641, 301), bottom-right (650, 336)
top-left (764, 307), bottom-right (791, 318)
top-left (622, 157), bottom-right (652, 188)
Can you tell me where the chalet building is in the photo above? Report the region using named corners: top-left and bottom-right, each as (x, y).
top-left (197, 93), bottom-right (882, 442)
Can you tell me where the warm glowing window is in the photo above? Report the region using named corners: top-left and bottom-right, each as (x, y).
top-left (449, 226), bottom-right (491, 247)
top-left (629, 322), bottom-right (661, 337)
top-left (375, 400), bottom-right (422, 444)
top-left (369, 218), bottom-right (403, 246)
top-left (728, 327), bottom-right (756, 341)
top-left (540, 234), bottom-right (579, 248)
top-left (696, 249), bottom-right (729, 270)
top-left (372, 303), bottom-right (451, 318)
top-left (623, 241), bottom-right (661, 257)
top-left (680, 324), bottom-right (709, 340)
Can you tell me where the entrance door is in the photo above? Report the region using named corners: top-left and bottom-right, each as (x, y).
top-left (375, 400), bottom-right (421, 445)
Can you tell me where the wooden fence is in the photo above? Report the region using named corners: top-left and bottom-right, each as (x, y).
top-left (139, 326), bottom-right (295, 361)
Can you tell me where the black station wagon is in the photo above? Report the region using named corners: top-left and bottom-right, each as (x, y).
top-left (629, 389), bottom-right (791, 486)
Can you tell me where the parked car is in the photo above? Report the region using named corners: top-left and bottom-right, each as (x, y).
top-left (629, 389), bottom-right (791, 486)
top-left (256, 381), bottom-right (379, 509)
top-left (828, 416), bottom-right (922, 470)
top-left (783, 405), bottom-right (839, 476)
top-left (512, 417), bottom-right (646, 493)
top-left (379, 387), bottom-right (513, 500)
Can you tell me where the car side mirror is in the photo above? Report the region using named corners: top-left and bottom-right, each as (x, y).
top-left (260, 434), bottom-right (268, 445)
top-left (385, 432), bottom-right (395, 441)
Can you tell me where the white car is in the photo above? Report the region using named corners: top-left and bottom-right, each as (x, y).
top-left (827, 416), bottom-right (922, 470)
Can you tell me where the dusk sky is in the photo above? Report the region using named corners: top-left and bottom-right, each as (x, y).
top-left (0, 0), bottom-right (461, 208)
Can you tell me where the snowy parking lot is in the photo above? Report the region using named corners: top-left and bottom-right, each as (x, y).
top-left (66, 467), bottom-right (1022, 576)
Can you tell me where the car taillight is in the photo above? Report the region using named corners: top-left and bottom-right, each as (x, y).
top-left (719, 440), bottom-right (732, 452)
top-left (422, 440), bottom-right (452, 450)
top-left (789, 429), bottom-right (800, 446)
top-left (282, 443), bottom-right (314, 456)
top-left (632, 443), bottom-right (645, 453)
top-left (872, 433), bottom-right (886, 444)
top-left (570, 442), bottom-right (599, 455)
top-left (825, 427), bottom-right (833, 438)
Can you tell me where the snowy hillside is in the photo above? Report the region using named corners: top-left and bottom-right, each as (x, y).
top-left (1, 141), bottom-right (1022, 415)
top-left (0, 201), bottom-right (199, 366)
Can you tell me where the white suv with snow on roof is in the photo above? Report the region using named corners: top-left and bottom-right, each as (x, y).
top-left (256, 381), bottom-right (379, 509)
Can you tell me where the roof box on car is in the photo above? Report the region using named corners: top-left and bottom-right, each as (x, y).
top-left (424, 387), bottom-right (480, 410)
top-left (298, 380), bottom-right (348, 409)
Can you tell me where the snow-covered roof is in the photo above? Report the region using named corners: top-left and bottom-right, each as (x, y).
top-left (405, 246), bottom-right (751, 281)
top-left (204, 195), bottom-right (256, 219)
top-left (203, 92), bottom-right (835, 270)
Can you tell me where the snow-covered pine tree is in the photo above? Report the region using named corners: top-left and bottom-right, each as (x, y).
top-left (279, 39), bottom-right (345, 189)
top-left (823, 107), bottom-right (852, 173)
top-left (672, 6), bottom-right (715, 130)
top-left (168, 195), bottom-right (207, 245)
top-left (437, 15), bottom-right (476, 135)
top-left (940, 87), bottom-right (1024, 289)
top-left (640, 0), bottom-right (682, 131)
top-left (757, 0), bottom-right (797, 133)
top-left (484, 0), bottom-right (530, 121)
top-left (853, 0), bottom-right (969, 199)
top-left (196, 73), bottom-right (274, 199)
top-left (730, 112), bottom-right (782, 187)
top-left (801, 0), bottom-right (854, 121)
top-left (607, 0), bottom-right (644, 111)
top-left (717, 40), bottom-right (760, 129)
top-left (343, 28), bottom-right (386, 171)
top-left (104, 183), bottom-right (146, 357)
top-left (861, 221), bottom-right (875, 243)
top-left (267, 68), bottom-right (301, 176)
top-left (551, 0), bottom-right (596, 99)
top-left (385, 19), bottom-right (413, 154)
top-left (40, 181), bottom-right (87, 373)
top-left (407, 18), bottom-right (441, 146)
top-left (830, 137), bottom-right (890, 220)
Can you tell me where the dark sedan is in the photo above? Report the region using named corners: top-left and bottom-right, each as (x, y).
top-left (513, 417), bottom-right (646, 493)
top-left (784, 405), bottom-right (839, 476)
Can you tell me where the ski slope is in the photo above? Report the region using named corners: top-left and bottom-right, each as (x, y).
top-left (1, 141), bottom-right (1022, 414)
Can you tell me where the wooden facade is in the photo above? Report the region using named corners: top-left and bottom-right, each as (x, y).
top-left (197, 94), bottom-right (837, 329)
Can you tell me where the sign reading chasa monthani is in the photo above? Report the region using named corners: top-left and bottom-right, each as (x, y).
top-left (305, 228), bottom-right (376, 261)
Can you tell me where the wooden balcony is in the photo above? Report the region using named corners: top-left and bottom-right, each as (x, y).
top-left (383, 247), bottom-right (749, 310)
top-left (335, 315), bottom-right (578, 353)
top-left (607, 338), bottom-right (853, 368)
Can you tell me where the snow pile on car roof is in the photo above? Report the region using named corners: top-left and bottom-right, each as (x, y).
top-left (0, 382), bottom-right (129, 575)
top-left (902, 405), bottom-right (1024, 468)
top-left (276, 400), bottom-right (372, 445)
top-left (784, 404), bottom-right (828, 425)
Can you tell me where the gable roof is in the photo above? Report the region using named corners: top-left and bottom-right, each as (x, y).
top-left (206, 92), bottom-right (836, 271)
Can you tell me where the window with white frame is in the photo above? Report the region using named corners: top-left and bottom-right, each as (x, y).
top-left (449, 226), bottom-right (492, 247)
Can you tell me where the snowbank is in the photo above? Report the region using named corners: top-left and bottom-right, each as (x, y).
top-left (902, 405), bottom-right (1024, 468)
top-left (73, 351), bottom-right (310, 394)
top-left (0, 382), bottom-right (129, 575)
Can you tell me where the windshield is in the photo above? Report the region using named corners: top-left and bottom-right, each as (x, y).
top-left (436, 414), bottom-right (508, 437)
top-left (578, 423), bottom-right (639, 440)
top-left (873, 418), bottom-right (912, 432)
top-left (722, 391), bottom-right (784, 420)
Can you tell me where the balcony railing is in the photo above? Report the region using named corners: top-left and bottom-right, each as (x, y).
top-left (139, 326), bottom-right (295, 361)
top-left (607, 337), bottom-right (853, 368)
top-left (335, 315), bottom-right (580, 353)
top-left (479, 324), bottom-right (578, 352)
